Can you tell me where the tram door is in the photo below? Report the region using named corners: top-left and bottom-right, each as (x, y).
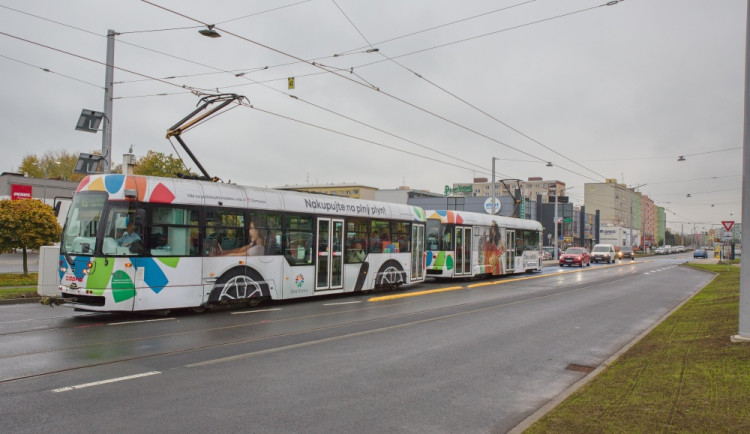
top-left (316, 218), bottom-right (344, 290)
top-left (455, 226), bottom-right (472, 276)
top-left (411, 224), bottom-right (425, 281)
top-left (506, 230), bottom-right (516, 273)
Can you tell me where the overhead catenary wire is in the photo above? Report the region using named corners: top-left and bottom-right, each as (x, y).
top-left (2, 0), bottom-right (640, 186)
top-left (141, 1), bottom-right (608, 184)
top-left (377, 55), bottom-right (610, 181)
top-left (5, 0), bottom-right (734, 192)
top-left (1, 0), bottom-right (627, 184)
top-left (14, 0), bottom-right (725, 214)
top-left (347, 1), bottom-right (626, 71)
top-left (0, 7), bottom-right (496, 177)
top-left (215, 0), bottom-right (312, 25)
top-left (0, 53), bottom-right (102, 89)
top-left (329, 0), bottom-right (621, 182)
top-left (240, 100), bottom-right (500, 177)
top-left (0, 1), bottom-right (607, 182)
top-left (0, 29), bottom-right (500, 178)
top-left (334, 0), bottom-right (538, 57)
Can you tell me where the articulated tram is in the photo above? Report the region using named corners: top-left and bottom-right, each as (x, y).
top-left (424, 210), bottom-right (543, 279)
top-left (57, 174), bottom-right (426, 312)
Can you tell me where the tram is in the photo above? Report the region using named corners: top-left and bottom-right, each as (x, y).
top-left (424, 210), bottom-right (543, 279)
top-left (57, 174), bottom-right (426, 311)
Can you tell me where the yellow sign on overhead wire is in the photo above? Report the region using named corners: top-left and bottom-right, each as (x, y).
top-left (288, 77), bottom-right (295, 90)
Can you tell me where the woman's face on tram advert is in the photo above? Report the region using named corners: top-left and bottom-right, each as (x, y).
top-left (249, 221), bottom-right (259, 244)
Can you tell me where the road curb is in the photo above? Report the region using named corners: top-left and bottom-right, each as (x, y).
top-left (0, 296), bottom-right (41, 305)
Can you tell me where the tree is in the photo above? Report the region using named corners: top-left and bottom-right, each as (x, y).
top-left (18, 150), bottom-right (87, 182)
top-left (17, 149), bottom-right (192, 180)
top-left (0, 199), bottom-right (62, 275)
top-left (134, 150), bottom-right (193, 178)
top-left (664, 229), bottom-right (675, 246)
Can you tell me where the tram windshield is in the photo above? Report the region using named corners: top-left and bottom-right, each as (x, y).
top-left (61, 192), bottom-right (107, 255)
top-left (425, 219), bottom-right (453, 251)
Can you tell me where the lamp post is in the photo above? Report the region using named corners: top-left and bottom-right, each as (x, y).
top-left (38, 161), bottom-right (60, 206)
top-left (629, 184), bottom-right (647, 248)
top-left (491, 157), bottom-right (497, 215)
top-left (41, 166), bottom-right (47, 206)
top-left (553, 187), bottom-right (564, 259)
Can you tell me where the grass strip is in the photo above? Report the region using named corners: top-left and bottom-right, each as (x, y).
top-left (0, 272), bottom-right (38, 286)
top-left (526, 264), bottom-right (750, 433)
top-left (0, 287), bottom-right (39, 300)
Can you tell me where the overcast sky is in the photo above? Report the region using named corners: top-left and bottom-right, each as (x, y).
top-left (0, 0), bottom-right (745, 232)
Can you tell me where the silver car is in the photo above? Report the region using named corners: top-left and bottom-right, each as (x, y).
top-left (591, 244), bottom-right (616, 263)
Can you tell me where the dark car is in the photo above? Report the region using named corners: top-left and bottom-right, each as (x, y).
top-left (559, 247), bottom-right (590, 267)
top-left (694, 248), bottom-right (708, 259)
top-left (619, 246), bottom-right (635, 260)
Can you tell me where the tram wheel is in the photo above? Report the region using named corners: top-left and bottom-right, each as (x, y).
top-left (209, 267), bottom-right (268, 304)
top-left (375, 260), bottom-right (406, 290)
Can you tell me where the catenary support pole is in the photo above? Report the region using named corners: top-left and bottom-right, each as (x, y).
top-left (733, 0), bottom-right (750, 342)
top-left (101, 29), bottom-right (115, 173)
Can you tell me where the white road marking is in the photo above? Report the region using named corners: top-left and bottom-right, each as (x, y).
top-left (52, 371), bottom-right (161, 393)
top-left (108, 318), bottom-right (175, 326)
top-left (230, 308), bottom-right (282, 315)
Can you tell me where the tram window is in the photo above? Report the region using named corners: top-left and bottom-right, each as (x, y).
top-left (346, 218), bottom-right (368, 263)
top-left (391, 222), bottom-right (411, 253)
top-left (371, 220), bottom-right (391, 253)
top-left (251, 212), bottom-right (282, 256)
top-left (283, 214), bottom-right (313, 265)
top-left (440, 226), bottom-right (453, 251)
top-left (204, 209), bottom-right (245, 256)
top-left (102, 205), bottom-right (145, 256)
top-left (148, 206), bottom-right (200, 256)
top-left (425, 219), bottom-right (440, 251)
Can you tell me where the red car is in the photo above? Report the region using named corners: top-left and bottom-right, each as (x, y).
top-left (559, 247), bottom-right (591, 267)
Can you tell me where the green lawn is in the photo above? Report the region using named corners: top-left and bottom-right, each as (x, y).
top-left (0, 273), bottom-right (39, 299)
top-left (526, 264), bottom-right (750, 432)
top-left (0, 287), bottom-right (38, 300)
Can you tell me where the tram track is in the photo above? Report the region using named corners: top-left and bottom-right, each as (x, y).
top-left (0, 266), bottom-right (641, 385)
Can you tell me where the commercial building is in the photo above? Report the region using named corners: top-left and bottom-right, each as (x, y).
top-left (448, 177), bottom-right (566, 204)
top-left (374, 186), bottom-right (444, 204)
top-left (1, 172), bottom-right (77, 206)
top-left (584, 179), bottom-right (665, 248)
top-left (276, 183), bottom-right (378, 200)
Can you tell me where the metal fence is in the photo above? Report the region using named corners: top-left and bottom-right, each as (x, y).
top-left (0, 252), bottom-right (40, 274)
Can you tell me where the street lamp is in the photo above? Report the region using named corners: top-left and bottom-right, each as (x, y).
top-left (38, 161), bottom-right (60, 206)
top-left (629, 183), bottom-right (647, 248)
top-left (199, 25), bottom-right (221, 38)
top-left (553, 185), bottom-right (574, 259)
top-left (491, 157), bottom-right (498, 215)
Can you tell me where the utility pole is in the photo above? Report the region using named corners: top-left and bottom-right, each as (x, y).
top-left (553, 188), bottom-right (558, 259)
top-left (491, 157), bottom-right (497, 215)
top-left (733, 0), bottom-right (750, 342)
top-left (101, 29), bottom-right (115, 173)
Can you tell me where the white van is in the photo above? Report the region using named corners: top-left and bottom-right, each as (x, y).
top-left (591, 244), bottom-right (616, 263)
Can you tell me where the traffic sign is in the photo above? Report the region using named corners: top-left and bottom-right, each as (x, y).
top-left (722, 221), bottom-right (735, 231)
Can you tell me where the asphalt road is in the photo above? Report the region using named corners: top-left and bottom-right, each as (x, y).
top-left (1, 255), bottom-right (713, 433)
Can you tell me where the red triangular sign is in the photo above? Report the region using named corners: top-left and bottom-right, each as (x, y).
top-left (722, 221), bottom-right (734, 231)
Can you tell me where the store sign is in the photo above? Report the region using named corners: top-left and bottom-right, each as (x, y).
top-left (444, 185), bottom-right (473, 195)
top-left (11, 184), bottom-right (32, 200)
top-left (484, 197), bottom-right (501, 214)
